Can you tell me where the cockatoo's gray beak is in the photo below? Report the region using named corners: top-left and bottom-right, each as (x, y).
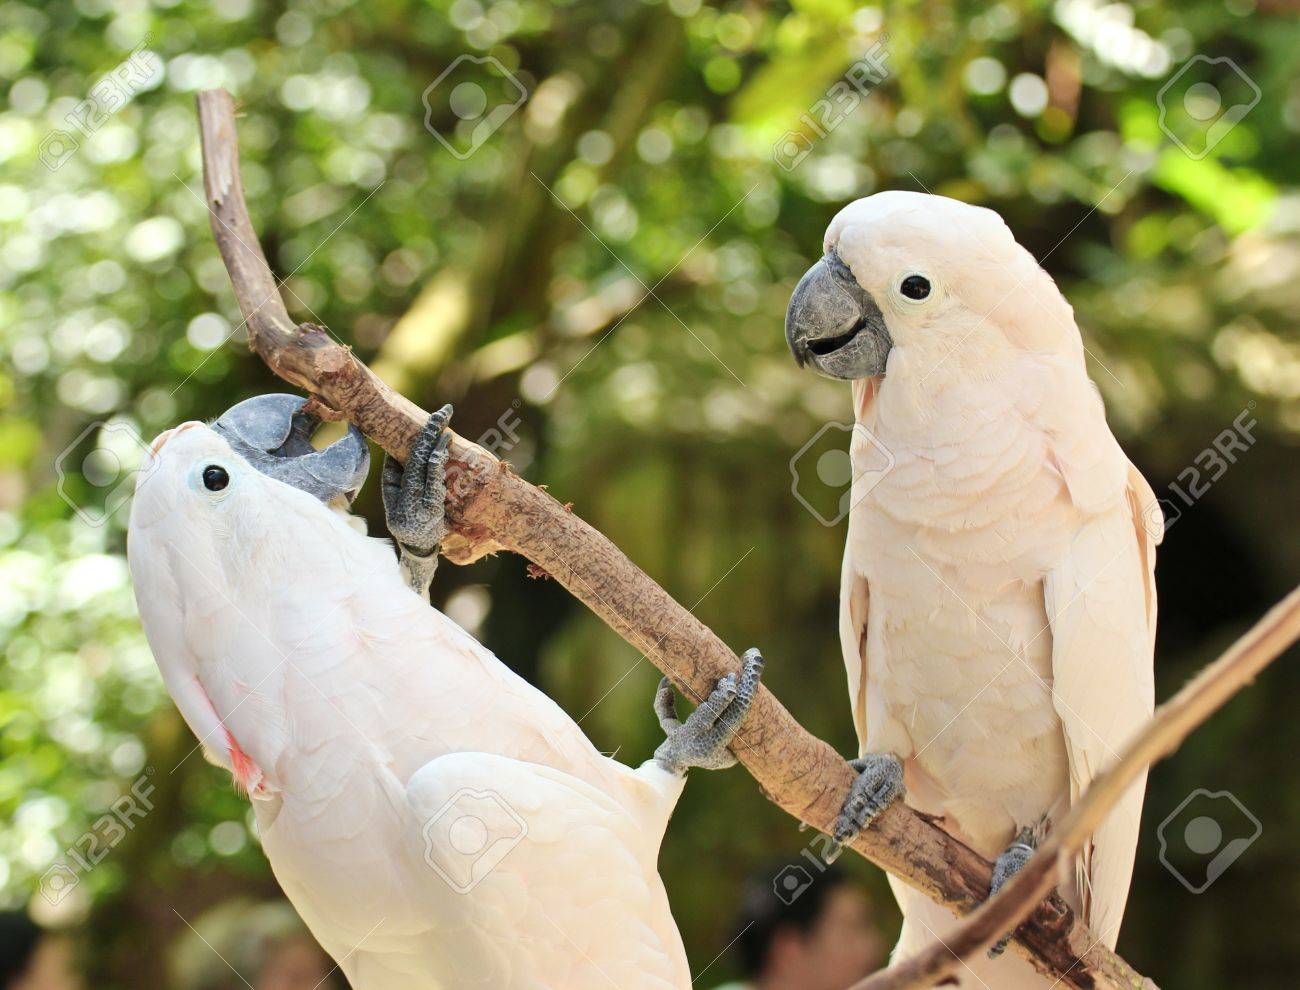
top-left (785, 253), bottom-right (892, 381)
top-left (212, 394), bottom-right (370, 504)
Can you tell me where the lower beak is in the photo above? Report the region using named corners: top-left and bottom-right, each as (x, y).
top-left (212, 394), bottom-right (370, 504)
top-left (785, 255), bottom-right (892, 381)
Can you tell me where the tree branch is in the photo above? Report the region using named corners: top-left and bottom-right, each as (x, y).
top-left (195, 88), bottom-right (1150, 989)
top-left (851, 584), bottom-right (1300, 990)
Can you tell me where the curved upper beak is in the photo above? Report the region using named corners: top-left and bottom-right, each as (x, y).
top-left (212, 394), bottom-right (370, 504)
top-left (785, 254), bottom-right (892, 381)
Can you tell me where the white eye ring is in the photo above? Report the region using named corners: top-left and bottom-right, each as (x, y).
top-left (897, 273), bottom-right (933, 303)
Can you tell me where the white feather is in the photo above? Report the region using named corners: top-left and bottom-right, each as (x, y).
top-left (829, 193), bottom-right (1157, 983)
top-left (128, 423), bottom-right (691, 989)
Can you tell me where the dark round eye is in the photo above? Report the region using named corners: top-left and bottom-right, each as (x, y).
top-left (899, 274), bottom-right (931, 300)
top-left (202, 465), bottom-right (230, 492)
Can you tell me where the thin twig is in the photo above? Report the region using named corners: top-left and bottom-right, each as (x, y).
top-left (850, 584), bottom-right (1300, 990)
top-left (195, 88), bottom-right (1154, 989)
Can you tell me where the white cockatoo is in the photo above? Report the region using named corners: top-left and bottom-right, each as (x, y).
top-left (127, 394), bottom-right (764, 990)
top-left (784, 192), bottom-right (1159, 985)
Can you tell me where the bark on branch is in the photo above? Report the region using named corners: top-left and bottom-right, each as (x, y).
top-left (196, 88), bottom-right (1149, 989)
top-left (851, 583), bottom-right (1300, 990)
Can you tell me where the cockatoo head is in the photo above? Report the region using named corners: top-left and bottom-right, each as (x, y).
top-left (785, 191), bottom-right (1079, 383)
top-left (130, 392), bottom-right (369, 537)
top-left (129, 394), bottom-right (369, 576)
top-left (127, 396), bottom-right (369, 791)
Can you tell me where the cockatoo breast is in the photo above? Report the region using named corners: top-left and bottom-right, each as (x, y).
top-left (850, 371), bottom-right (1075, 855)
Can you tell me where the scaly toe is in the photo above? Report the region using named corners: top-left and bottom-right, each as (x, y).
top-left (829, 753), bottom-right (904, 855)
top-left (652, 650), bottom-right (765, 775)
top-left (988, 827), bottom-right (1037, 958)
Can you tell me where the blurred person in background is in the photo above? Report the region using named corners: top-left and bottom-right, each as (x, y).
top-left (0, 913), bottom-right (83, 990)
top-left (170, 900), bottom-right (337, 990)
top-left (712, 863), bottom-right (886, 990)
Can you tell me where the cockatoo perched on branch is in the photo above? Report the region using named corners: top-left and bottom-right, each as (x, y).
top-left (128, 395), bottom-right (763, 990)
top-left (784, 192), bottom-right (1159, 985)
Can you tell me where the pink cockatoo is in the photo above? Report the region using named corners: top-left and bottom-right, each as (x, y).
top-left (128, 395), bottom-right (763, 990)
top-left (784, 192), bottom-right (1159, 985)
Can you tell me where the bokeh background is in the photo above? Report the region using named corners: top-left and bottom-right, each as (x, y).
top-left (2, 0), bottom-right (1299, 986)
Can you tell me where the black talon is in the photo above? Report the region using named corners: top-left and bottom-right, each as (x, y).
top-left (988, 826), bottom-right (1037, 957)
top-left (383, 406), bottom-right (453, 596)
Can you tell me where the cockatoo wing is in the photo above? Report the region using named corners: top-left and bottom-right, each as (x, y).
top-left (841, 376), bottom-right (882, 754)
top-left (840, 542), bottom-right (872, 752)
top-left (376, 751), bottom-right (691, 990)
top-left (1044, 368), bottom-right (1159, 946)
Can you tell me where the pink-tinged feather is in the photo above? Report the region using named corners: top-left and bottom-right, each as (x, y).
top-left (225, 726), bottom-right (265, 795)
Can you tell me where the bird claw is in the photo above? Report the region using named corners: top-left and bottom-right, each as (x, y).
top-left (654, 649), bottom-right (764, 775)
top-left (383, 405), bottom-right (453, 595)
top-left (987, 826), bottom-right (1037, 958)
top-left (827, 753), bottom-right (904, 859)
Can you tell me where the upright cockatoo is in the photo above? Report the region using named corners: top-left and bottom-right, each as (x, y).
top-left (127, 394), bottom-right (764, 990)
top-left (784, 192), bottom-right (1159, 985)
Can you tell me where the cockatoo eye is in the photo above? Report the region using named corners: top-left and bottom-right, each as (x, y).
top-left (202, 465), bottom-right (230, 492)
top-left (898, 274), bottom-right (931, 301)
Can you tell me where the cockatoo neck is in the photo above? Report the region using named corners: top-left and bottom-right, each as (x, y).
top-left (179, 511), bottom-right (396, 800)
top-left (866, 322), bottom-right (1021, 439)
top-left (129, 423), bottom-right (393, 800)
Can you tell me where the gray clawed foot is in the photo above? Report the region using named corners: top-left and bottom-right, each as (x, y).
top-left (987, 826), bottom-right (1037, 958)
top-left (654, 649), bottom-right (764, 775)
top-left (382, 404), bottom-right (453, 596)
top-left (827, 753), bottom-right (904, 862)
